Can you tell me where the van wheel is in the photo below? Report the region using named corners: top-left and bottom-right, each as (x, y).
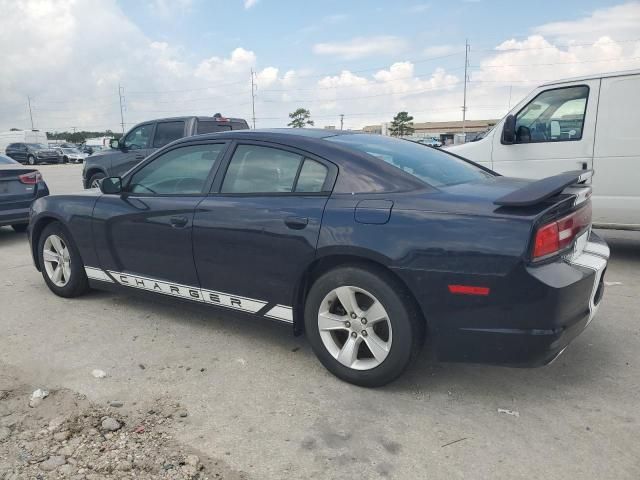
top-left (304, 265), bottom-right (423, 387)
top-left (27, 155), bottom-right (36, 165)
top-left (89, 172), bottom-right (105, 188)
top-left (38, 222), bottom-right (89, 298)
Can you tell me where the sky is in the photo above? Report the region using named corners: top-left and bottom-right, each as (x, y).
top-left (0, 0), bottom-right (639, 133)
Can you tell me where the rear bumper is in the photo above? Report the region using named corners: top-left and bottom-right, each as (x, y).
top-left (0, 182), bottom-right (50, 227)
top-left (426, 232), bottom-right (610, 366)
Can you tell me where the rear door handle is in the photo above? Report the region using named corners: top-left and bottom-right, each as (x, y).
top-left (169, 216), bottom-right (189, 228)
top-left (284, 216), bottom-right (308, 230)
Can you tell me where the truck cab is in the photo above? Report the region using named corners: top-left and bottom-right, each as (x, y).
top-left (83, 115), bottom-right (249, 188)
top-left (448, 69), bottom-right (640, 230)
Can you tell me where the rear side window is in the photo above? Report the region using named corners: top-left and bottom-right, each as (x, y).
top-left (328, 134), bottom-right (492, 187)
top-left (221, 145), bottom-right (303, 193)
top-left (153, 121), bottom-right (185, 148)
top-left (295, 159), bottom-right (328, 192)
top-left (197, 121), bottom-right (231, 134)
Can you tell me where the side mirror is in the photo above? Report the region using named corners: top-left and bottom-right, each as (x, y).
top-left (99, 177), bottom-right (122, 194)
top-left (109, 138), bottom-right (120, 149)
top-left (502, 114), bottom-right (516, 145)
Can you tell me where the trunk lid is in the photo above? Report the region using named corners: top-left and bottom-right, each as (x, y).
top-left (0, 166), bottom-right (40, 203)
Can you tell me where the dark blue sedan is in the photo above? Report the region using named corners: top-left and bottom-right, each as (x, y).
top-left (0, 154), bottom-right (49, 232)
top-left (28, 130), bottom-right (609, 386)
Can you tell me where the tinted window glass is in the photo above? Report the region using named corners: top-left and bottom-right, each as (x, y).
top-left (295, 159), bottom-right (328, 192)
top-left (515, 86), bottom-right (589, 143)
top-left (221, 145), bottom-right (303, 193)
top-left (123, 124), bottom-right (153, 149)
top-left (153, 121), bottom-right (185, 148)
top-left (128, 144), bottom-right (224, 195)
top-left (327, 134), bottom-right (492, 187)
top-left (197, 121), bottom-right (231, 134)
top-left (0, 154), bottom-right (17, 164)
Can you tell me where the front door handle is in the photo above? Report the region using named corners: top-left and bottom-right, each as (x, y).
top-left (169, 216), bottom-right (189, 228)
top-left (577, 161), bottom-right (588, 170)
top-left (135, 154), bottom-right (145, 160)
top-left (284, 216), bottom-right (308, 230)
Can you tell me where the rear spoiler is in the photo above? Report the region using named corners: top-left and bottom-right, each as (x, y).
top-left (494, 170), bottom-right (593, 207)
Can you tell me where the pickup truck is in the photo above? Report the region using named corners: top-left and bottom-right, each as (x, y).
top-left (82, 115), bottom-right (249, 188)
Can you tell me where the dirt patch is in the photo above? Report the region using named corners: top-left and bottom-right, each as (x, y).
top-left (0, 385), bottom-right (247, 479)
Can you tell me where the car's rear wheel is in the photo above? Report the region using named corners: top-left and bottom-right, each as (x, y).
top-left (27, 155), bottom-right (36, 165)
top-left (11, 224), bottom-right (28, 233)
top-left (304, 265), bottom-right (423, 387)
top-left (88, 172), bottom-right (105, 188)
top-left (38, 222), bottom-right (89, 298)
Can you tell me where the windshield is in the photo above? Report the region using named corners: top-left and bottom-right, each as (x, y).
top-left (27, 143), bottom-right (48, 149)
top-left (327, 134), bottom-right (493, 187)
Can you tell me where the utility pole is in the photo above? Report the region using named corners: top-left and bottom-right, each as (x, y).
top-left (27, 96), bottom-right (34, 130)
top-left (250, 69), bottom-right (257, 129)
top-left (339, 114), bottom-right (344, 130)
top-left (462, 39), bottom-right (470, 138)
top-left (508, 85), bottom-right (513, 110)
top-left (118, 83), bottom-right (126, 134)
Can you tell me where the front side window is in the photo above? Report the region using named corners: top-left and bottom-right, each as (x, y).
top-left (128, 144), bottom-right (224, 195)
top-left (221, 145), bottom-right (303, 194)
top-left (153, 121), bottom-right (185, 148)
top-left (515, 86), bottom-right (589, 143)
top-left (327, 134), bottom-right (492, 187)
top-left (123, 124), bottom-right (154, 150)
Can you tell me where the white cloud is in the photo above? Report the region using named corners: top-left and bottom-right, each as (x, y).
top-left (1, 1), bottom-right (639, 133)
top-left (313, 36), bottom-right (407, 60)
top-left (244, 0), bottom-right (258, 9)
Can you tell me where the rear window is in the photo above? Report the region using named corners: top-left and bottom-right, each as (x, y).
top-left (327, 134), bottom-right (493, 187)
top-left (197, 120), bottom-right (248, 134)
top-left (153, 121), bottom-right (185, 148)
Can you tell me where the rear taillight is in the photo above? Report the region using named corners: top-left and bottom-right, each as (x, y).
top-left (532, 203), bottom-right (592, 261)
top-left (19, 171), bottom-right (42, 185)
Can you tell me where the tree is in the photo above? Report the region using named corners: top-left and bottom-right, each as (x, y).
top-left (288, 108), bottom-right (314, 128)
top-left (388, 111), bottom-right (415, 137)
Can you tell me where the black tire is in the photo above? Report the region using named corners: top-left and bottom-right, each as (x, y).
top-left (304, 265), bottom-right (423, 387)
top-left (37, 222), bottom-right (89, 298)
top-left (88, 172), bottom-right (105, 188)
top-left (11, 224), bottom-right (28, 233)
top-left (63, 156), bottom-right (69, 164)
top-left (27, 155), bottom-right (37, 165)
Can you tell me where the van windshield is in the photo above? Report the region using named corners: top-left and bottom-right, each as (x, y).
top-left (327, 134), bottom-right (493, 187)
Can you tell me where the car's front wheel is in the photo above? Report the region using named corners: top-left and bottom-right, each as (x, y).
top-left (88, 172), bottom-right (105, 188)
top-left (304, 265), bottom-right (423, 387)
top-left (38, 222), bottom-right (89, 298)
top-left (27, 155), bottom-right (36, 165)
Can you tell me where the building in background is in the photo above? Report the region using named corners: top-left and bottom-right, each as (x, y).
top-left (363, 119), bottom-right (499, 145)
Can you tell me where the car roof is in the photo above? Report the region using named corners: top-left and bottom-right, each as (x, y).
top-left (542, 68), bottom-right (640, 86)
top-left (134, 116), bottom-right (248, 124)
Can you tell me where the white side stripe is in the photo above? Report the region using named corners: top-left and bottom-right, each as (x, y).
top-left (84, 267), bottom-right (114, 283)
top-left (264, 305), bottom-right (293, 323)
top-left (84, 267), bottom-right (282, 319)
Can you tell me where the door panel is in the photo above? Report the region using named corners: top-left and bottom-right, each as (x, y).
top-left (93, 195), bottom-right (202, 286)
top-left (492, 80), bottom-right (600, 179)
top-left (192, 195), bottom-right (328, 316)
top-left (592, 74), bottom-right (640, 227)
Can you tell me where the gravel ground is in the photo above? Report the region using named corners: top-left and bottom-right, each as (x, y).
top-left (0, 164), bottom-right (639, 479)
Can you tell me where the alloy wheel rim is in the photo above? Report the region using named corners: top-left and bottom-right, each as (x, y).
top-left (43, 234), bottom-right (71, 287)
top-left (318, 286), bottom-right (392, 370)
top-left (91, 178), bottom-right (102, 188)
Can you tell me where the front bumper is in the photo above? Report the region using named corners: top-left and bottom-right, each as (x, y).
top-left (432, 231), bottom-right (609, 366)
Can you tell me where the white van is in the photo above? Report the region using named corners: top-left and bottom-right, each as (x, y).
top-left (0, 130), bottom-right (48, 154)
top-left (448, 69), bottom-right (640, 230)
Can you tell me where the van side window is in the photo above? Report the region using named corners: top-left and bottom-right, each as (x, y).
top-left (514, 86), bottom-right (589, 144)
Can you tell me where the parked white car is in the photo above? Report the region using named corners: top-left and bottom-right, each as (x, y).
top-left (54, 147), bottom-right (87, 164)
top-left (448, 69), bottom-right (640, 230)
